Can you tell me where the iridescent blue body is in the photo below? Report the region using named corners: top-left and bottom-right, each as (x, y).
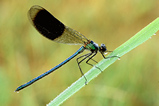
top-left (15, 46), bottom-right (85, 91)
top-left (15, 5), bottom-right (110, 92)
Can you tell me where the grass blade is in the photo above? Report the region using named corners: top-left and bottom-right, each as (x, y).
top-left (47, 17), bottom-right (159, 106)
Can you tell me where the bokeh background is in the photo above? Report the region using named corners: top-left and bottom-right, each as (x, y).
top-left (0, 0), bottom-right (159, 106)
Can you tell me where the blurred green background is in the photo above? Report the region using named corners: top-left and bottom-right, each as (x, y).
top-left (0, 0), bottom-right (159, 106)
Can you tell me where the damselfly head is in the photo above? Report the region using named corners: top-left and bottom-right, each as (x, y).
top-left (99, 44), bottom-right (107, 54)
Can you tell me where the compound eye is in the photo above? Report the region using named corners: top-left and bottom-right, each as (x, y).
top-left (101, 44), bottom-right (106, 51)
top-left (99, 44), bottom-right (107, 53)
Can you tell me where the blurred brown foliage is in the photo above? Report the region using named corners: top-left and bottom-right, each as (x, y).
top-left (0, 0), bottom-right (159, 106)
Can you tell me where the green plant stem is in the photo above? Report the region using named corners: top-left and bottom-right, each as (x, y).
top-left (47, 17), bottom-right (159, 106)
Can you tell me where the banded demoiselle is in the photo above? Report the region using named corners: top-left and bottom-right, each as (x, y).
top-left (15, 5), bottom-right (117, 92)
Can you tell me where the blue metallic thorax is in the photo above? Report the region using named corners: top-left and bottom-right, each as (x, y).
top-left (85, 40), bottom-right (99, 52)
